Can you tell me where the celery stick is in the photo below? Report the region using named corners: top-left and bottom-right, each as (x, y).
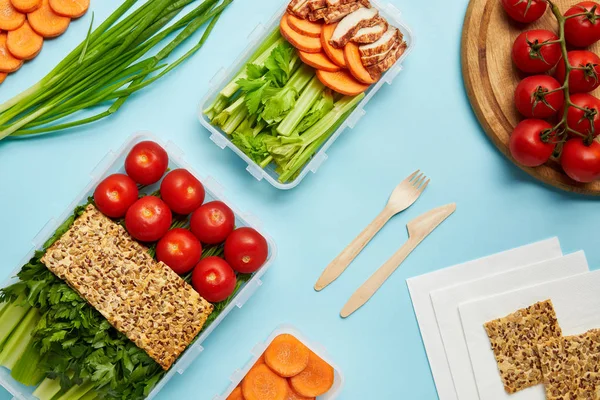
top-left (79, 392), bottom-right (97, 400)
top-left (0, 301), bottom-right (30, 348)
top-left (33, 378), bottom-right (62, 400)
top-left (0, 302), bottom-right (7, 319)
top-left (277, 76), bottom-right (324, 136)
top-left (213, 95), bottom-right (245, 127)
top-left (0, 308), bottom-right (40, 369)
top-left (249, 27), bottom-right (282, 63)
top-left (223, 106), bottom-right (249, 135)
top-left (55, 381), bottom-right (94, 400)
top-left (11, 340), bottom-right (44, 386)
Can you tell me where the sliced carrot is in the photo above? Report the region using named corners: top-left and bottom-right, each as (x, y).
top-left (0, 32), bottom-right (22, 72)
top-left (343, 42), bottom-right (378, 84)
top-left (286, 381), bottom-right (314, 400)
top-left (289, 352), bottom-right (334, 397)
top-left (280, 14), bottom-right (322, 54)
top-left (0, 72), bottom-right (7, 83)
top-left (298, 50), bottom-right (340, 72)
top-left (242, 363), bottom-right (288, 400)
top-left (316, 69), bottom-right (369, 96)
top-left (254, 354), bottom-right (266, 366)
top-left (48, 0), bottom-right (88, 18)
top-left (321, 23), bottom-right (346, 68)
top-left (27, 0), bottom-right (70, 38)
top-left (226, 386), bottom-right (245, 400)
top-left (287, 13), bottom-right (322, 38)
top-left (10, 0), bottom-right (40, 13)
top-left (7, 21), bottom-right (43, 60)
top-left (264, 334), bottom-right (310, 378)
top-left (0, 0), bottom-right (25, 31)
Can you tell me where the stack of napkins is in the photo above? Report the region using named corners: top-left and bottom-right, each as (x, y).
top-left (407, 238), bottom-right (597, 400)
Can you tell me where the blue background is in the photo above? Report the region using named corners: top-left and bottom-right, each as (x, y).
top-left (0, 0), bottom-right (598, 399)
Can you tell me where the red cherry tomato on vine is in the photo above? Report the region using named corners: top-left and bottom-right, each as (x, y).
top-left (192, 257), bottom-right (237, 303)
top-left (190, 201), bottom-right (235, 244)
top-left (555, 51), bottom-right (600, 94)
top-left (160, 169), bottom-right (206, 215)
top-left (509, 119), bottom-right (556, 167)
top-left (564, 1), bottom-right (600, 48)
top-left (224, 227), bottom-right (268, 274)
top-left (566, 93), bottom-right (600, 137)
top-left (156, 229), bottom-right (202, 275)
top-left (94, 174), bottom-right (139, 218)
top-left (512, 30), bottom-right (561, 73)
top-left (561, 139), bottom-right (600, 182)
top-left (514, 75), bottom-right (564, 118)
top-left (125, 141), bottom-right (169, 185)
top-left (125, 196), bottom-right (173, 242)
top-left (501, 0), bottom-right (548, 23)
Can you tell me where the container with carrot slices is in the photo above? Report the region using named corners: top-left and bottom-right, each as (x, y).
top-left (199, 0), bottom-right (413, 190)
top-left (216, 325), bottom-right (344, 400)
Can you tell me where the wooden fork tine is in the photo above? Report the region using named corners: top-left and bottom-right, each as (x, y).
top-left (419, 178), bottom-right (431, 192)
top-left (412, 173), bottom-right (424, 187)
top-left (406, 170), bottom-right (420, 183)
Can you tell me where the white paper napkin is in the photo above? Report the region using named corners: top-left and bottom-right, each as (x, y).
top-left (431, 252), bottom-right (589, 400)
top-left (406, 238), bottom-right (562, 400)
top-left (459, 260), bottom-right (600, 400)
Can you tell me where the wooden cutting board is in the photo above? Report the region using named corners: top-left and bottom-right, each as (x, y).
top-left (462, 0), bottom-right (600, 195)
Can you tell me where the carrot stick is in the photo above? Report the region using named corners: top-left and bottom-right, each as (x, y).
top-left (286, 381), bottom-right (314, 400)
top-left (316, 69), bottom-right (369, 96)
top-left (10, 0), bottom-right (41, 13)
top-left (0, 33), bottom-right (23, 72)
top-left (27, 0), bottom-right (70, 38)
top-left (0, 72), bottom-right (7, 84)
top-left (264, 334), bottom-right (310, 378)
top-left (226, 386), bottom-right (245, 400)
top-left (7, 20), bottom-right (43, 60)
top-left (289, 352), bottom-right (334, 397)
top-left (344, 42), bottom-right (378, 84)
top-left (48, 0), bottom-right (88, 18)
top-left (242, 364), bottom-right (288, 400)
top-left (0, 0), bottom-right (26, 31)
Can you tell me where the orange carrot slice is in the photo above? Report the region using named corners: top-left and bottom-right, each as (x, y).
top-left (287, 13), bottom-right (322, 38)
top-left (10, 0), bottom-right (40, 13)
top-left (7, 20), bottom-right (43, 60)
top-left (226, 386), bottom-right (245, 400)
top-left (0, 72), bottom-right (7, 83)
top-left (264, 334), bottom-right (310, 378)
top-left (286, 381), bottom-right (314, 400)
top-left (242, 364), bottom-right (288, 400)
top-left (298, 50), bottom-right (340, 72)
top-left (289, 352), bottom-right (334, 397)
top-left (27, 0), bottom-right (70, 38)
top-left (280, 14), bottom-right (322, 54)
top-left (0, 32), bottom-right (22, 72)
top-left (343, 42), bottom-right (378, 84)
top-left (48, 0), bottom-right (88, 18)
top-left (316, 69), bottom-right (369, 96)
top-left (321, 23), bottom-right (346, 68)
top-left (0, 0), bottom-right (25, 31)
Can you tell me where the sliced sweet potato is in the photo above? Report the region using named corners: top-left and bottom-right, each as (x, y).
top-left (10, 0), bottom-right (41, 13)
top-left (0, 0), bottom-right (25, 31)
top-left (316, 69), bottom-right (369, 96)
top-left (287, 13), bottom-right (322, 38)
top-left (286, 381), bottom-right (314, 400)
top-left (0, 72), bottom-right (7, 84)
top-left (242, 364), bottom-right (288, 400)
top-left (289, 352), bottom-right (334, 397)
top-left (321, 23), bottom-right (346, 68)
top-left (343, 42), bottom-right (378, 84)
top-left (0, 33), bottom-right (23, 72)
top-left (227, 386), bottom-right (245, 400)
top-left (264, 334), bottom-right (310, 378)
top-left (280, 14), bottom-right (322, 53)
top-left (298, 50), bottom-right (340, 72)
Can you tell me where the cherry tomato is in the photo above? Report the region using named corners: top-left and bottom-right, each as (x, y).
top-left (224, 227), bottom-right (268, 274)
top-left (125, 141), bottom-right (169, 185)
top-left (192, 257), bottom-right (237, 303)
top-left (190, 201), bottom-right (235, 244)
top-left (555, 51), bottom-right (600, 93)
top-left (160, 169), bottom-right (205, 215)
top-left (125, 196), bottom-right (173, 242)
top-left (509, 119), bottom-right (556, 167)
top-left (565, 2), bottom-right (600, 47)
top-left (501, 0), bottom-right (547, 23)
top-left (512, 30), bottom-right (561, 73)
top-left (514, 75), bottom-right (564, 118)
top-left (561, 139), bottom-right (600, 182)
top-left (567, 93), bottom-right (600, 136)
top-left (93, 174), bottom-right (139, 218)
top-left (156, 228), bottom-right (202, 275)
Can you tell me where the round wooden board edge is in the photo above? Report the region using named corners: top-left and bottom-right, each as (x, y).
top-left (461, 0), bottom-right (600, 196)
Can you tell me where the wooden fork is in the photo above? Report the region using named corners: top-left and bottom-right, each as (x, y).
top-left (314, 170), bottom-right (430, 291)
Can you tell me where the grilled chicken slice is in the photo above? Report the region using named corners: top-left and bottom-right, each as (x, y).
top-left (310, 2), bottom-right (362, 24)
top-left (358, 26), bottom-right (400, 56)
top-left (327, 0), bottom-right (370, 6)
top-left (330, 7), bottom-right (379, 48)
top-left (288, 0), bottom-right (312, 18)
top-left (366, 40), bottom-right (407, 77)
top-left (361, 40), bottom-right (396, 66)
top-left (352, 17), bottom-right (387, 44)
top-left (308, 0), bottom-right (327, 10)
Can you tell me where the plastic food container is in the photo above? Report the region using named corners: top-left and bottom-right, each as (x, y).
top-left (214, 324), bottom-right (344, 399)
top-left (0, 133), bottom-right (277, 400)
top-left (198, 0), bottom-right (414, 190)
